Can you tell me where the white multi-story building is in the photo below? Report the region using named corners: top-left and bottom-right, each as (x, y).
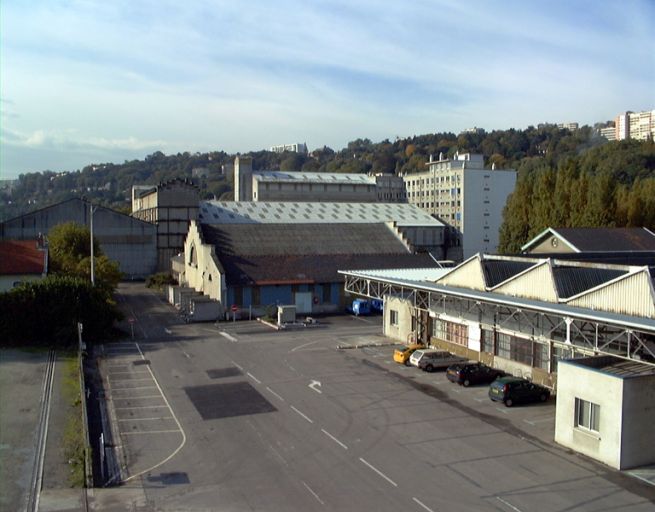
top-left (613, 110), bottom-right (655, 141)
top-left (402, 152), bottom-right (516, 259)
top-left (269, 143), bottom-right (308, 154)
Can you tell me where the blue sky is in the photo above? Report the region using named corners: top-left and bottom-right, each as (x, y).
top-left (1, 0), bottom-right (654, 179)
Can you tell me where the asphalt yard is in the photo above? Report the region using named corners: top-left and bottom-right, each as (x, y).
top-left (101, 341), bottom-right (185, 483)
top-left (356, 345), bottom-right (558, 444)
top-left (90, 282), bottom-right (655, 512)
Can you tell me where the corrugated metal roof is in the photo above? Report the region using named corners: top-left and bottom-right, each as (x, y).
top-left (201, 223), bottom-right (413, 257)
top-left (482, 260), bottom-right (534, 287)
top-left (253, 171), bottom-right (375, 184)
top-left (225, 253), bottom-right (435, 286)
top-left (562, 356), bottom-right (655, 377)
top-left (338, 269), bottom-right (655, 332)
top-left (199, 201), bottom-right (443, 227)
top-left (553, 266), bottom-right (626, 298)
top-left (343, 267), bottom-right (450, 282)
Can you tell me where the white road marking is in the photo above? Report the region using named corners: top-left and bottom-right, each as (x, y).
top-left (302, 481), bottom-right (325, 506)
top-left (118, 416), bottom-right (174, 421)
top-left (308, 380), bottom-right (322, 394)
top-left (112, 395), bottom-right (164, 400)
top-left (231, 361), bottom-right (244, 371)
top-left (266, 387), bottom-right (285, 402)
top-left (474, 398), bottom-right (486, 402)
top-left (496, 496), bottom-right (523, 512)
top-left (121, 343), bottom-right (187, 483)
top-left (110, 386), bottom-right (158, 391)
top-left (114, 405), bottom-right (168, 411)
top-left (523, 417), bottom-right (554, 426)
top-left (108, 377), bottom-right (153, 382)
top-left (290, 405), bottom-right (314, 424)
top-left (269, 444), bottom-right (288, 466)
top-left (247, 372), bottom-right (261, 384)
top-left (291, 340), bottom-right (319, 352)
top-left (220, 331), bottom-right (238, 342)
top-left (359, 457), bottom-right (398, 487)
top-left (107, 371), bottom-right (150, 376)
top-left (321, 429), bottom-right (348, 450)
top-left (412, 497), bottom-right (436, 512)
top-left (122, 429), bottom-right (181, 435)
top-left (496, 407), bottom-right (509, 414)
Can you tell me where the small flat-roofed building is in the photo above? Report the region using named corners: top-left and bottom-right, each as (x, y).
top-left (0, 239), bottom-right (48, 291)
top-left (555, 356), bottom-right (655, 469)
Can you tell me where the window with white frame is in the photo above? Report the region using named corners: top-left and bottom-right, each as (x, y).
top-left (575, 398), bottom-right (600, 433)
top-left (390, 310), bottom-right (399, 326)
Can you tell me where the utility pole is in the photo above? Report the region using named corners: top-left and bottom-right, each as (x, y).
top-left (90, 203), bottom-right (97, 286)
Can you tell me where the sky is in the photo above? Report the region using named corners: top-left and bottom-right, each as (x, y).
top-left (1, 0), bottom-right (654, 179)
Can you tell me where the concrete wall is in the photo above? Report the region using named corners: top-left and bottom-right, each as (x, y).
top-left (555, 361), bottom-right (624, 469)
top-left (383, 296), bottom-right (415, 343)
top-left (619, 374), bottom-right (655, 468)
top-left (182, 221), bottom-right (225, 308)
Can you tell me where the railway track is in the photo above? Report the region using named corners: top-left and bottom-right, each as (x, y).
top-left (25, 349), bottom-right (56, 512)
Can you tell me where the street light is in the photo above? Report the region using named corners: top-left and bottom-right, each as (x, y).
top-left (90, 203), bottom-right (97, 286)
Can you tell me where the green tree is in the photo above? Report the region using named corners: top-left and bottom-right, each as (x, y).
top-left (48, 222), bottom-right (122, 291)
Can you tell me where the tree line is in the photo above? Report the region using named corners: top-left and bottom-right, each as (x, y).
top-left (2, 123), bottom-right (604, 220)
top-left (498, 139), bottom-right (655, 253)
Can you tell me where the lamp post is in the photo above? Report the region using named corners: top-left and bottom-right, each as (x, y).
top-left (90, 203), bottom-right (97, 286)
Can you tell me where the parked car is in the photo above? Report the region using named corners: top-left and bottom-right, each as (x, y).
top-left (408, 349), bottom-right (438, 367)
top-left (411, 350), bottom-right (468, 372)
top-left (446, 362), bottom-right (504, 386)
top-left (393, 343), bottom-right (424, 365)
top-left (488, 377), bottom-right (550, 407)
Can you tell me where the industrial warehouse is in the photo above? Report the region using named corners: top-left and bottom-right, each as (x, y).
top-left (173, 201), bottom-right (445, 319)
top-left (340, 251), bottom-right (655, 469)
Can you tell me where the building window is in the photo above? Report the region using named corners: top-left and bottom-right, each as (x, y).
top-left (575, 398), bottom-right (600, 433)
top-left (390, 310), bottom-right (399, 326)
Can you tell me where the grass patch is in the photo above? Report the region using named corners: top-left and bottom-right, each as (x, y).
top-left (61, 352), bottom-right (86, 487)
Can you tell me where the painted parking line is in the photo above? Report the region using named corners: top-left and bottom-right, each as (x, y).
top-left (412, 497), bottom-right (436, 512)
top-left (523, 417), bottom-right (554, 426)
top-left (321, 429), bottom-right (348, 450)
top-left (266, 386), bottom-right (285, 402)
top-left (359, 457), bottom-right (398, 487)
top-left (290, 405), bottom-right (314, 424)
top-left (103, 341), bottom-right (186, 484)
top-left (220, 331), bottom-right (238, 342)
top-left (117, 417), bottom-right (174, 422)
top-left (301, 480), bottom-right (325, 506)
top-left (122, 430), bottom-right (181, 436)
top-left (247, 372), bottom-right (261, 384)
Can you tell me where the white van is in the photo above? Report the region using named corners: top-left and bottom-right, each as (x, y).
top-left (409, 349), bottom-right (468, 372)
